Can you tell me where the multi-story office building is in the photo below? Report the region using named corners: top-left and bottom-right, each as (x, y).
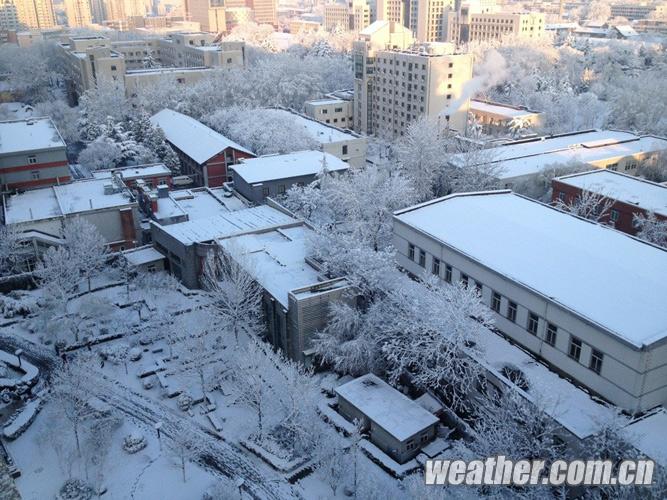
top-left (408, 0), bottom-right (455, 43)
top-left (0, 0), bottom-right (19, 31)
top-left (324, 0), bottom-right (371, 32)
top-left (225, 6), bottom-right (253, 30)
top-left (393, 190), bottom-right (667, 414)
top-left (64, 0), bottom-right (93, 27)
top-left (446, 7), bottom-right (545, 43)
top-left (353, 21), bottom-right (472, 137)
top-left (304, 90), bottom-right (355, 129)
top-left (0, 117), bottom-right (69, 191)
top-left (57, 33), bottom-right (245, 101)
top-left (14, 0), bottom-right (56, 29)
top-left (376, 0), bottom-right (404, 23)
top-left (249, 0), bottom-right (276, 25)
top-left (610, 2), bottom-right (658, 20)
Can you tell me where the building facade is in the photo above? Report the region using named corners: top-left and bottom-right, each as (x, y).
top-left (446, 8), bottom-right (545, 43)
top-left (393, 191), bottom-right (667, 414)
top-left (304, 95), bottom-right (354, 129)
top-left (0, 117), bottom-right (69, 191)
top-left (14, 0), bottom-right (56, 29)
top-left (64, 0), bottom-right (92, 27)
top-left (354, 23), bottom-right (472, 138)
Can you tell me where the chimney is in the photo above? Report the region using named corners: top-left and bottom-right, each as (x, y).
top-left (157, 184), bottom-right (169, 198)
top-left (150, 193), bottom-right (158, 214)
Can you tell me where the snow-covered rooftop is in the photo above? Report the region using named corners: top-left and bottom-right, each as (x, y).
top-left (555, 169), bottom-right (667, 217)
top-left (169, 187), bottom-right (247, 220)
top-left (394, 191), bottom-right (667, 348)
top-left (150, 109), bottom-right (253, 164)
top-left (123, 246), bottom-right (165, 266)
top-left (470, 100), bottom-right (542, 120)
top-left (475, 325), bottom-right (622, 439)
top-left (154, 205), bottom-right (296, 245)
top-left (268, 109), bottom-right (359, 144)
top-left (335, 374), bottom-right (439, 442)
top-left (449, 130), bottom-right (667, 180)
top-left (359, 20), bottom-right (389, 36)
top-left (92, 163), bottom-right (172, 181)
top-left (0, 117), bottom-right (66, 155)
top-left (624, 409), bottom-right (667, 466)
top-left (305, 98), bottom-right (347, 106)
top-left (218, 224), bottom-right (324, 307)
top-left (4, 178), bottom-right (135, 225)
top-left (232, 151), bottom-right (349, 184)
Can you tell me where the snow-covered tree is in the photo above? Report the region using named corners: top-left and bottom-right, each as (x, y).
top-left (174, 317), bottom-right (220, 398)
top-left (33, 100), bottom-right (81, 144)
top-left (633, 212), bottom-right (667, 248)
top-left (0, 225), bottom-right (26, 277)
top-left (166, 429), bottom-right (203, 483)
top-left (63, 217), bottom-right (109, 292)
top-left (78, 136), bottom-right (123, 171)
top-left (555, 189), bottom-right (614, 223)
top-left (201, 251), bottom-right (262, 345)
top-left (36, 245), bottom-right (80, 319)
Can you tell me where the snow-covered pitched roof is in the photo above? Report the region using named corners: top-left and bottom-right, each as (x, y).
top-left (4, 178), bottom-right (135, 225)
top-left (335, 374), bottom-right (439, 442)
top-left (449, 130), bottom-right (667, 180)
top-left (624, 409), bottom-right (667, 466)
top-left (475, 324), bottom-right (622, 439)
top-left (218, 224), bottom-right (326, 307)
top-left (614, 25), bottom-right (639, 37)
top-left (231, 151), bottom-right (349, 184)
top-left (470, 100), bottom-right (542, 120)
top-left (555, 169), bottom-right (667, 217)
top-left (154, 205), bottom-right (296, 245)
top-left (0, 117), bottom-right (66, 155)
top-left (150, 109), bottom-right (253, 164)
top-left (394, 191), bottom-right (667, 348)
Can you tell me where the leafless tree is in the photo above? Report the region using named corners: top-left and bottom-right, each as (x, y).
top-left (555, 189), bottom-right (614, 223)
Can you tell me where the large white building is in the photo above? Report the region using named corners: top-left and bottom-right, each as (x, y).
top-left (393, 190), bottom-right (667, 414)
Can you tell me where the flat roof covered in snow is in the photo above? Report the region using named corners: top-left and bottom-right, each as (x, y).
top-left (470, 100), bottom-right (542, 119)
top-left (123, 246), bottom-right (165, 266)
top-left (335, 374), bottom-right (439, 442)
top-left (169, 187), bottom-right (247, 219)
top-left (150, 109), bottom-right (253, 165)
top-left (232, 151), bottom-right (349, 184)
top-left (153, 205), bottom-right (297, 245)
top-left (555, 169), bottom-right (667, 217)
top-left (92, 163), bottom-right (172, 181)
top-left (0, 117), bottom-right (66, 155)
top-left (268, 109), bottom-right (359, 144)
top-left (449, 130), bottom-right (667, 180)
top-left (394, 191), bottom-right (667, 348)
top-left (4, 178), bottom-right (135, 225)
top-left (218, 224), bottom-right (328, 307)
top-left (624, 409), bottom-right (667, 467)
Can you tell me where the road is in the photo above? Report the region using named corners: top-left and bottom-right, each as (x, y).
top-left (0, 333), bottom-right (299, 500)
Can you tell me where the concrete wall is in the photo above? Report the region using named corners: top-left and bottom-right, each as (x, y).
top-left (0, 147), bottom-right (69, 190)
top-left (232, 172), bottom-right (318, 204)
top-left (393, 217), bottom-right (667, 413)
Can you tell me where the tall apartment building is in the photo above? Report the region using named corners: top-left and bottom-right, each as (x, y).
top-left (324, 0), bottom-right (371, 32)
top-left (610, 2), bottom-right (657, 20)
top-left (446, 6), bottom-right (545, 43)
top-left (14, 0), bottom-right (56, 29)
top-left (0, 0), bottom-right (19, 31)
top-left (353, 21), bottom-right (472, 138)
top-left (64, 0), bottom-right (93, 27)
top-left (183, 0), bottom-right (225, 31)
top-left (249, 0), bottom-right (276, 25)
top-left (376, 0), bottom-right (404, 23)
top-left (408, 0), bottom-right (455, 42)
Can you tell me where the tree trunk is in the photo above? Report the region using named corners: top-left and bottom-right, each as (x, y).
top-left (181, 454), bottom-right (186, 483)
top-left (74, 423), bottom-right (82, 457)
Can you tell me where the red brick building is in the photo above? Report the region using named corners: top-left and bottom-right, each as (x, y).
top-left (0, 117), bottom-right (69, 191)
top-left (552, 170), bottom-right (667, 235)
top-left (150, 109), bottom-right (254, 188)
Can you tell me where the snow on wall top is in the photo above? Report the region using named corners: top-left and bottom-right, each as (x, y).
top-left (232, 150), bottom-right (349, 185)
top-left (4, 178), bottom-right (135, 224)
top-left (394, 191), bottom-right (667, 348)
top-left (555, 169), bottom-right (667, 217)
top-left (0, 117), bottom-right (66, 155)
top-left (155, 205), bottom-right (296, 245)
top-left (150, 109), bottom-right (253, 164)
top-left (218, 224), bottom-right (322, 307)
top-left (470, 100), bottom-right (542, 119)
top-left (449, 130), bottom-right (667, 180)
top-left (335, 373), bottom-right (439, 442)
top-left (624, 409), bottom-right (667, 467)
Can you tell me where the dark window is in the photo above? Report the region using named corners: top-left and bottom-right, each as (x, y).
top-left (527, 312), bottom-right (539, 335)
top-left (418, 249), bottom-right (426, 268)
top-left (610, 209), bottom-right (619, 222)
top-left (569, 337), bottom-right (582, 361)
top-left (408, 243), bottom-right (415, 260)
top-left (444, 264), bottom-right (452, 283)
top-left (278, 184), bottom-right (286, 194)
top-left (491, 292), bottom-right (501, 312)
top-left (262, 187), bottom-right (270, 196)
top-left (342, 145), bottom-right (348, 155)
top-left (546, 323), bottom-right (557, 346)
top-left (507, 301), bottom-right (517, 322)
top-left (28, 155), bottom-right (37, 164)
top-left (30, 170), bottom-right (40, 180)
top-left (590, 349), bottom-right (603, 374)
top-left (460, 273), bottom-right (468, 288)
top-left (432, 257), bottom-right (440, 276)
top-left (475, 281), bottom-right (482, 295)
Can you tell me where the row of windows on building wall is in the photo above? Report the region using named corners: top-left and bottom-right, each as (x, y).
top-left (406, 242), bottom-right (605, 376)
